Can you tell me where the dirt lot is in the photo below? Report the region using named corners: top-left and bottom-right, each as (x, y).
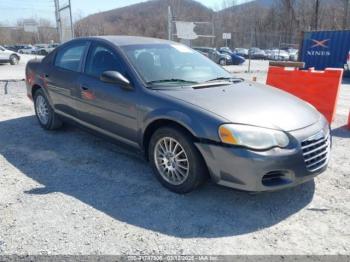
top-left (0, 59), bottom-right (349, 255)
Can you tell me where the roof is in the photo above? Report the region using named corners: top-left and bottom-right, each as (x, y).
top-left (90, 35), bottom-right (174, 46)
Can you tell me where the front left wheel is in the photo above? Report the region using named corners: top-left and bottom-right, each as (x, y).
top-left (34, 89), bottom-right (62, 130)
top-left (148, 126), bottom-right (208, 194)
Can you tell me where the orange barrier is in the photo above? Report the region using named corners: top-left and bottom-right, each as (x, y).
top-left (266, 67), bottom-right (343, 123)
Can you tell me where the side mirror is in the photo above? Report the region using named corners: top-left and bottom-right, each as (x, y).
top-left (100, 71), bottom-right (133, 90)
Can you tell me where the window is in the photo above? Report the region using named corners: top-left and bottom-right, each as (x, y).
top-left (55, 42), bottom-right (87, 72)
top-left (0, 47), bottom-right (5, 51)
top-left (85, 45), bottom-right (123, 78)
top-left (122, 44), bottom-right (232, 84)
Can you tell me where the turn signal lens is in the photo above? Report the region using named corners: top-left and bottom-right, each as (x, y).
top-left (219, 126), bottom-right (238, 145)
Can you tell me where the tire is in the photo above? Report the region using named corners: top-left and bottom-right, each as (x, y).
top-left (219, 59), bottom-right (226, 66)
top-left (9, 55), bottom-right (19, 65)
top-left (148, 126), bottom-right (208, 194)
top-left (33, 89), bottom-right (62, 130)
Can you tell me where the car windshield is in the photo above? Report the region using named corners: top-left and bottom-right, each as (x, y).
top-left (121, 43), bottom-right (232, 87)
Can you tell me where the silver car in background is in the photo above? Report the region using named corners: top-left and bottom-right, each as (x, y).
top-left (0, 45), bottom-right (20, 65)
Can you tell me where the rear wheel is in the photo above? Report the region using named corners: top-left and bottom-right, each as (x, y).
top-left (9, 55), bottom-right (19, 65)
top-left (149, 126), bottom-right (208, 193)
top-left (34, 89), bottom-right (62, 130)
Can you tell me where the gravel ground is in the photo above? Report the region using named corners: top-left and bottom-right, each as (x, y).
top-left (0, 60), bottom-right (349, 255)
top-left (0, 55), bottom-right (42, 80)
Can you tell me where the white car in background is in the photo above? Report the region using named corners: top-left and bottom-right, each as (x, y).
top-left (288, 48), bottom-right (299, 61)
top-left (0, 45), bottom-right (20, 65)
top-left (18, 45), bottom-right (36, 54)
top-left (268, 49), bottom-right (290, 61)
top-left (35, 43), bottom-right (60, 56)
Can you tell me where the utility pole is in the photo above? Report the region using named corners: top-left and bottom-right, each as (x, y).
top-left (54, 0), bottom-right (74, 42)
top-left (168, 6), bottom-right (172, 41)
top-left (344, 0), bottom-right (350, 29)
top-left (314, 0), bottom-right (319, 30)
top-left (54, 0), bottom-right (61, 42)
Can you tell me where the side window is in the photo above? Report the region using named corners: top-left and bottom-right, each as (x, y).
top-left (55, 42), bottom-right (87, 72)
top-left (0, 47), bottom-right (4, 51)
top-left (85, 45), bottom-right (123, 78)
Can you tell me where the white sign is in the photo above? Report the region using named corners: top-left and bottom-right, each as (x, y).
top-left (23, 20), bottom-right (38, 33)
top-left (223, 33), bottom-right (231, 40)
top-left (175, 21), bottom-right (198, 40)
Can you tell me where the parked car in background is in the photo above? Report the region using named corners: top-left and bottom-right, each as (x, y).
top-left (346, 50), bottom-right (350, 70)
top-left (233, 48), bottom-right (249, 58)
top-left (288, 48), bottom-right (299, 61)
top-left (3, 45), bottom-right (17, 52)
top-left (35, 43), bottom-right (60, 56)
top-left (218, 47), bottom-right (245, 65)
top-left (193, 47), bottom-right (232, 65)
top-left (249, 48), bottom-right (267, 59)
top-left (33, 44), bottom-right (48, 54)
top-left (267, 49), bottom-right (290, 61)
top-left (18, 45), bottom-right (36, 54)
top-left (0, 45), bottom-right (20, 65)
top-left (25, 36), bottom-right (330, 193)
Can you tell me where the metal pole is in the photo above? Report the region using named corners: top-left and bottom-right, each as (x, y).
top-left (54, 0), bottom-right (61, 42)
top-left (211, 17), bottom-right (215, 47)
top-left (69, 0), bottom-right (74, 39)
top-left (168, 6), bottom-right (172, 41)
top-left (314, 0), bottom-right (319, 30)
top-left (344, 0), bottom-right (350, 29)
top-left (4, 81), bottom-right (8, 95)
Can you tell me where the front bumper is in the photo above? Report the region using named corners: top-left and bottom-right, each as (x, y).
top-left (195, 120), bottom-right (330, 192)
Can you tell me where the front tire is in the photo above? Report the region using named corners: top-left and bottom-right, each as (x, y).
top-left (148, 126), bottom-right (208, 194)
top-left (34, 89), bottom-right (62, 130)
top-left (9, 55), bottom-right (19, 65)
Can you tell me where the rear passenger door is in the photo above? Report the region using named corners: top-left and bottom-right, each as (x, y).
top-left (76, 42), bottom-right (139, 146)
top-left (46, 41), bottom-right (89, 117)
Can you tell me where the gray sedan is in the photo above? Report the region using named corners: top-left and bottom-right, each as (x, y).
top-left (25, 36), bottom-right (330, 193)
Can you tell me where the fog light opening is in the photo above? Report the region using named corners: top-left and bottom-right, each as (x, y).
top-left (262, 171), bottom-right (292, 187)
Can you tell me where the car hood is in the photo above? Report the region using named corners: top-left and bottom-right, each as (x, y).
top-left (159, 81), bottom-right (321, 131)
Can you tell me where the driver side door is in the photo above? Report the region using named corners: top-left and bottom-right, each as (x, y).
top-left (76, 42), bottom-right (139, 147)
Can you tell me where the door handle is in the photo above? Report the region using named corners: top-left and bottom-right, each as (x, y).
top-left (81, 86), bottom-right (89, 91)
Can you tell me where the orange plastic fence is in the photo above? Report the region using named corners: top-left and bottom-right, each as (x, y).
top-left (266, 67), bottom-right (343, 123)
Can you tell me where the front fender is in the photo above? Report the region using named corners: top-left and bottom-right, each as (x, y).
top-left (139, 106), bottom-right (223, 148)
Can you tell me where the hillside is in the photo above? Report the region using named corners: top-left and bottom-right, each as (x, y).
top-left (75, 0), bottom-right (348, 48)
top-left (75, 0), bottom-right (214, 40)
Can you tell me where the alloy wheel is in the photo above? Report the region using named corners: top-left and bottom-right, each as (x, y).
top-left (154, 137), bottom-right (189, 185)
top-left (35, 95), bottom-right (49, 125)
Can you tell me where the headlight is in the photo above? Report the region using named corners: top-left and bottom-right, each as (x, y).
top-left (218, 124), bottom-right (289, 150)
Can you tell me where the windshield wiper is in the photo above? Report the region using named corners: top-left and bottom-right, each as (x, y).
top-left (147, 79), bottom-right (198, 85)
top-left (205, 77), bottom-right (244, 83)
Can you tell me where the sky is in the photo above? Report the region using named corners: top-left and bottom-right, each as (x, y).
top-left (0, 0), bottom-right (250, 25)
